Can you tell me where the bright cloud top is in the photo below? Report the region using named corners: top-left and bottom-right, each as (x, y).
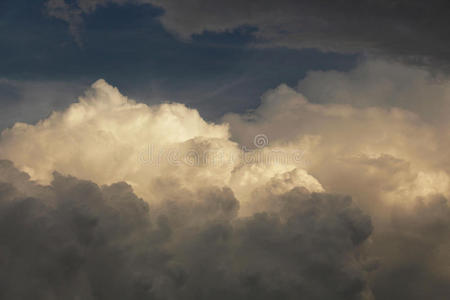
top-left (0, 79), bottom-right (322, 207)
top-left (1, 60), bottom-right (450, 299)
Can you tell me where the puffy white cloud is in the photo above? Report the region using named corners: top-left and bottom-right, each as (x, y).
top-left (298, 60), bottom-right (450, 126)
top-left (224, 62), bottom-right (450, 209)
top-left (220, 60), bottom-right (450, 298)
top-left (0, 79), bottom-right (321, 205)
top-left (2, 61), bottom-right (450, 212)
top-left (2, 60), bottom-right (450, 298)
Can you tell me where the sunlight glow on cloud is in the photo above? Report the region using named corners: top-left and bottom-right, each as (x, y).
top-left (0, 79), bottom-right (322, 207)
top-left (1, 60), bottom-right (450, 299)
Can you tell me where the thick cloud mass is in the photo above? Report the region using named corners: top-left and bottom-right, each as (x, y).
top-left (368, 195), bottom-right (450, 299)
top-left (224, 62), bottom-right (450, 209)
top-left (0, 79), bottom-right (322, 205)
top-left (2, 61), bottom-right (450, 298)
top-left (46, 0), bottom-right (450, 67)
top-left (0, 160), bottom-right (373, 299)
top-left (221, 60), bottom-right (450, 298)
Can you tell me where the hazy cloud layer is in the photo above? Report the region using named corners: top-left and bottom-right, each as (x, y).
top-left (46, 0), bottom-right (450, 67)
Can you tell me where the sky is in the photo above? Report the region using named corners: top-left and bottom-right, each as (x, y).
top-left (1, 1), bottom-right (450, 299)
top-left (0, 0), bottom-right (356, 128)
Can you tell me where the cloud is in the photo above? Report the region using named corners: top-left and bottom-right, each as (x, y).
top-left (0, 79), bottom-right (322, 204)
top-left (44, 0), bottom-right (155, 45)
top-left (2, 61), bottom-right (450, 298)
top-left (368, 195), bottom-right (450, 299)
top-left (45, 0), bottom-right (85, 46)
top-left (297, 60), bottom-right (450, 126)
top-left (221, 60), bottom-right (450, 298)
top-left (0, 160), bottom-right (167, 300)
top-left (45, 0), bottom-right (450, 67)
top-left (0, 160), bottom-right (373, 299)
top-left (223, 62), bottom-right (450, 209)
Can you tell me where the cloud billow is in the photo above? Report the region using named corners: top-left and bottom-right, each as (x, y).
top-left (2, 65), bottom-right (450, 298)
top-left (0, 160), bottom-right (373, 299)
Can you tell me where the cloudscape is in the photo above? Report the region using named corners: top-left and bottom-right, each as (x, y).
top-left (1, 1), bottom-right (450, 299)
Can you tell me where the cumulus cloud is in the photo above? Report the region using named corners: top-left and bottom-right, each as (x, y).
top-left (0, 79), bottom-right (321, 205)
top-left (224, 63), bottom-right (450, 209)
top-left (0, 160), bottom-right (167, 300)
top-left (221, 60), bottom-right (450, 298)
top-left (2, 60), bottom-right (450, 298)
top-left (0, 160), bottom-right (373, 299)
top-left (45, 0), bottom-right (450, 67)
top-left (368, 195), bottom-right (450, 299)
top-left (298, 60), bottom-right (450, 126)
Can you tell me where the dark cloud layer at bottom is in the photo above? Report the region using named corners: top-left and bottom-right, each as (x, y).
top-left (0, 160), bottom-right (372, 300)
top-left (1, 159), bottom-right (450, 299)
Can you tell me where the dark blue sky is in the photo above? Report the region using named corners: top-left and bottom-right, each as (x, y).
top-left (0, 0), bottom-right (357, 128)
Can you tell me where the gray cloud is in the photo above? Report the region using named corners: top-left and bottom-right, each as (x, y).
top-left (368, 195), bottom-right (450, 299)
top-left (2, 63), bottom-right (450, 299)
top-left (0, 160), bottom-right (170, 300)
top-left (45, 0), bottom-right (450, 67)
top-left (297, 60), bottom-right (450, 126)
top-left (0, 160), bottom-right (373, 299)
top-left (45, 0), bottom-right (85, 46)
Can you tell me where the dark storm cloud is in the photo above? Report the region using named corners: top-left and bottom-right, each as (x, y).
top-left (46, 0), bottom-right (450, 68)
top-left (368, 195), bottom-right (450, 299)
top-left (0, 160), bottom-right (373, 299)
top-left (151, 0), bottom-right (450, 67)
top-left (0, 160), bottom-right (170, 300)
